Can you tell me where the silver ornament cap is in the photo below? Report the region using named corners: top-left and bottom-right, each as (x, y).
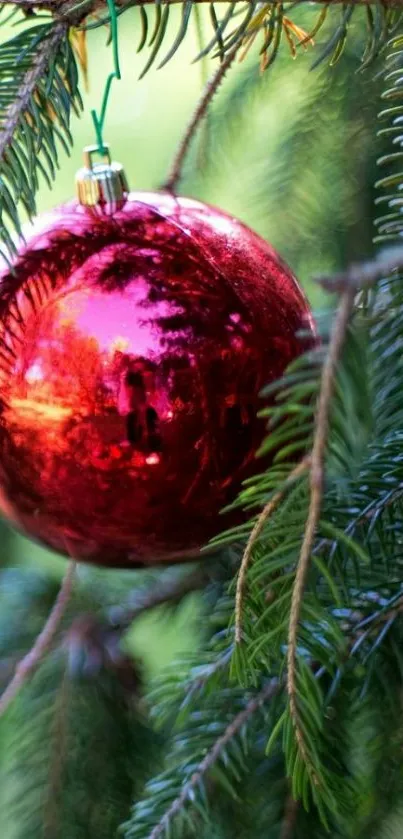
top-left (76, 145), bottom-right (129, 214)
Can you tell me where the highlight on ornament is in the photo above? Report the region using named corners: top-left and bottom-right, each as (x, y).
top-left (0, 157), bottom-right (315, 568)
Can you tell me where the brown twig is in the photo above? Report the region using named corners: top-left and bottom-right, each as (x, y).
top-left (316, 245), bottom-right (403, 294)
top-left (280, 791), bottom-right (299, 839)
top-left (0, 560), bottom-right (76, 717)
top-left (286, 288), bottom-right (355, 769)
top-left (163, 44), bottom-right (239, 193)
top-left (235, 456), bottom-right (311, 645)
top-left (148, 677), bottom-right (281, 839)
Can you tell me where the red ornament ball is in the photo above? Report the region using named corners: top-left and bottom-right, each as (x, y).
top-left (0, 193), bottom-right (314, 567)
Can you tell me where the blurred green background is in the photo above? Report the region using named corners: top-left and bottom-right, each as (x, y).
top-left (0, 5), bottom-right (382, 673)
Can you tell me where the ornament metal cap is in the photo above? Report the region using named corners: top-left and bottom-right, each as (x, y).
top-left (76, 145), bottom-right (129, 214)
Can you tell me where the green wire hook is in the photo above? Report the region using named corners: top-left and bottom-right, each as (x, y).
top-left (91, 0), bottom-right (121, 156)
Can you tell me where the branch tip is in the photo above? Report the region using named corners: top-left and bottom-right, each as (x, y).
top-left (287, 288), bottom-right (355, 764)
top-left (0, 560), bottom-right (76, 717)
top-left (235, 456), bottom-right (311, 645)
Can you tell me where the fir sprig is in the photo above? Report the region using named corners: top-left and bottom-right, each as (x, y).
top-left (2, 648), bottom-right (153, 839)
top-left (0, 1), bottom-right (397, 252)
top-left (287, 287), bottom-right (355, 786)
top-left (375, 32), bottom-right (403, 245)
top-left (126, 680), bottom-right (280, 839)
top-left (0, 560), bottom-right (75, 716)
top-left (205, 230), bottom-right (403, 818)
top-left (0, 19), bottom-right (82, 258)
top-left (78, 1), bottom-right (400, 77)
top-left (122, 595), bottom-right (281, 839)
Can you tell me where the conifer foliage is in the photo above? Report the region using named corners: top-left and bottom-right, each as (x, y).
top-left (1, 2), bottom-right (403, 838)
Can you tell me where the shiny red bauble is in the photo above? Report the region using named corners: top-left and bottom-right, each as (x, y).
top-left (0, 193), bottom-right (314, 567)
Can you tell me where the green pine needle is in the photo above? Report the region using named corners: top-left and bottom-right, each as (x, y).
top-left (0, 21), bottom-right (82, 259)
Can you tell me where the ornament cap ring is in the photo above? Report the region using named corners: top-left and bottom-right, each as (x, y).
top-left (76, 144), bottom-right (129, 215)
top-left (83, 143), bottom-right (113, 169)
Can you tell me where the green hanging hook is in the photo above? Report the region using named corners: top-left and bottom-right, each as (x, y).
top-left (91, 0), bottom-right (121, 156)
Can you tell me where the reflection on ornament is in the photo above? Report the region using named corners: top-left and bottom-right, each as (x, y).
top-left (0, 192), bottom-right (315, 568)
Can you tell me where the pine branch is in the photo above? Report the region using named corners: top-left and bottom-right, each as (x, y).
top-left (147, 678), bottom-right (280, 839)
top-left (3, 631), bottom-right (152, 839)
top-left (235, 456), bottom-right (311, 644)
top-left (0, 561), bottom-right (75, 716)
top-left (108, 567), bottom-right (210, 630)
top-left (316, 246), bottom-right (403, 293)
top-left (287, 289), bottom-right (355, 772)
top-left (147, 601), bottom-right (235, 726)
top-left (0, 21), bottom-right (66, 159)
top-left (163, 44), bottom-right (238, 193)
top-left (350, 592), bottom-right (403, 640)
top-left (375, 35), bottom-right (403, 245)
top-left (0, 0), bottom-right (392, 245)
top-left (0, 20), bottom-right (82, 256)
top-left (124, 241), bottom-right (403, 835)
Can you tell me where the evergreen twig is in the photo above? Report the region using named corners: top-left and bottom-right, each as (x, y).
top-left (181, 645), bottom-right (233, 702)
top-left (316, 246), bottom-right (403, 293)
top-left (163, 43), bottom-right (239, 193)
top-left (235, 455), bottom-right (311, 644)
top-left (109, 567), bottom-right (210, 630)
top-left (0, 20), bottom-right (67, 160)
top-left (287, 288), bottom-right (355, 769)
top-left (0, 20), bottom-right (82, 255)
top-left (147, 677), bottom-right (281, 839)
top-left (0, 561), bottom-right (75, 717)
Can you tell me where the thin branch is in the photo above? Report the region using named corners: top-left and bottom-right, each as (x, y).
top-left (316, 246), bottom-right (403, 293)
top-left (286, 288), bottom-right (355, 768)
top-left (163, 44), bottom-right (239, 193)
top-left (182, 646), bottom-right (233, 704)
top-left (333, 592), bottom-right (403, 666)
top-left (280, 791), bottom-right (299, 839)
top-left (0, 560), bottom-right (76, 717)
top-left (148, 677), bottom-right (281, 839)
top-left (235, 456), bottom-right (311, 644)
top-left (352, 592), bottom-right (403, 636)
top-left (0, 19), bottom-right (67, 162)
top-left (108, 567), bottom-right (210, 630)
top-left (314, 483), bottom-right (403, 563)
